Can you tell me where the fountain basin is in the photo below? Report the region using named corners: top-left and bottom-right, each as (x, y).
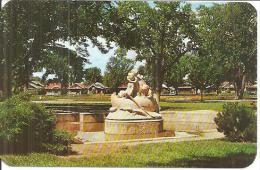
top-left (80, 112), bottom-right (106, 132)
top-left (55, 111), bottom-right (80, 132)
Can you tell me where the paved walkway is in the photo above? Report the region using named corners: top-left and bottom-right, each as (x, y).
top-left (72, 130), bottom-right (225, 155)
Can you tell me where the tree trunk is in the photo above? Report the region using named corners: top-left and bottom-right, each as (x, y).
top-left (195, 88), bottom-right (198, 95)
top-left (2, 1), bottom-right (18, 98)
top-left (235, 74), bottom-right (246, 99)
top-left (155, 55), bottom-right (162, 104)
top-left (175, 88), bottom-right (178, 95)
top-left (61, 81), bottom-right (67, 95)
top-left (200, 89), bottom-right (204, 101)
top-left (3, 31), bottom-right (12, 98)
top-left (23, 61), bottom-right (30, 92)
top-left (216, 89), bottom-right (220, 95)
top-left (151, 55), bottom-right (156, 96)
top-left (0, 0), bottom-right (3, 95)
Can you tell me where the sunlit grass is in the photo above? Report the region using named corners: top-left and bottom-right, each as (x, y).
top-left (1, 140), bottom-right (256, 167)
top-left (160, 101), bottom-right (255, 111)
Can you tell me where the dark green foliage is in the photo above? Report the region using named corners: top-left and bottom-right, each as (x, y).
top-left (164, 55), bottom-right (190, 95)
top-left (84, 67), bottom-right (103, 84)
top-left (187, 54), bottom-right (224, 101)
top-left (42, 130), bottom-right (73, 155)
top-left (103, 48), bottom-right (135, 92)
top-left (198, 3), bottom-right (257, 99)
top-left (0, 0), bottom-right (112, 96)
top-left (214, 103), bottom-right (257, 142)
top-left (0, 93), bottom-right (73, 155)
top-left (109, 1), bottom-right (196, 99)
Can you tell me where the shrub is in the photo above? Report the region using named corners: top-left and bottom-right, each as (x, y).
top-left (42, 130), bottom-right (73, 155)
top-left (214, 103), bottom-right (257, 142)
top-left (0, 93), bottom-right (73, 155)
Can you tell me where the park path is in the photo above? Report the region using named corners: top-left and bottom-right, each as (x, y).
top-left (69, 130), bottom-right (225, 157)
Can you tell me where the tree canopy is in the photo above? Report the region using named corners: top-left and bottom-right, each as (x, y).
top-left (105, 1), bottom-right (197, 101)
top-left (164, 55), bottom-right (189, 95)
top-left (84, 67), bottom-right (103, 84)
top-left (197, 3), bottom-right (256, 99)
top-left (0, 1), bottom-right (257, 100)
top-left (0, 0), bottom-right (112, 97)
top-left (103, 48), bottom-right (135, 91)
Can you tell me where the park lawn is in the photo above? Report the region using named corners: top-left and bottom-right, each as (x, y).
top-left (160, 93), bottom-right (256, 102)
top-left (160, 101), bottom-right (255, 111)
top-left (1, 140), bottom-right (256, 168)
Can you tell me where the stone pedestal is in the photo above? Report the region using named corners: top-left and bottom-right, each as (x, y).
top-left (105, 119), bottom-right (163, 135)
top-left (104, 118), bottom-right (169, 140)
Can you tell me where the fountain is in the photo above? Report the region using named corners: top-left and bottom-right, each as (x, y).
top-left (54, 70), bottom-right (222, 148)
top-left (104, 70), bottom-right (174, 140)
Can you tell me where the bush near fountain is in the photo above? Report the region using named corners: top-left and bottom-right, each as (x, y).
top-left (0, 93), bottom-right (73, 155)
top-left (214, 103), bottom-right (257, 142)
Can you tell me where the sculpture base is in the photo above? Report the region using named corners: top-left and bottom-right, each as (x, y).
top-left (105, 118), bottom-right (164, 139)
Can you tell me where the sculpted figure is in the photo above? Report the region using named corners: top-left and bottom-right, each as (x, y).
top-left (136, 74), bottom-right (153, 98)
top-left (107, 70), bottom-right (161, 120)
top-left (118, 70), bottom-right (139, 98)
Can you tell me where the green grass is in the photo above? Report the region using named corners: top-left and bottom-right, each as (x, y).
top-left (1, 140), bottom-right (256, 167)
top-left (160, 101), bottom-right (255, 111)
top-left (160, 93), bottom-right (256, 102)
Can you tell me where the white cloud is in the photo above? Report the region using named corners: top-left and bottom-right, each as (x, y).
top-left (1, 0), bottom-right (10, 8)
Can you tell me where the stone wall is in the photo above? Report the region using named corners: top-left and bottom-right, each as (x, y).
top-left (160, 110), bottom-right (218, 132)
top-left (55, 111), bottom-right (80, 132)
top-left (55, 111), bottom-right (105, 132)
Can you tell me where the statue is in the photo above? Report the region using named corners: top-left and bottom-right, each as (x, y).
top-left (107, 70), bottom-right (161, 120)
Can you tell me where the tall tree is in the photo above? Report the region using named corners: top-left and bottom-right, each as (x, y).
top-left (0, 0), bottom-right (3, 94)
top-left (0, 0), bottom-right (112, 96)
top-left (105, 1), bottom-right (197, 102)
top-left (198, 3), bottom-right (257, 99)
top-left (187, 54), bottom-right (223, 101)
top-left (164, 55), bottom-right (189, 95)
top-left (103, 48), bottom-right (135, 92)
top-left (42, 46), bottom-right (87, 94)
top-left (84, 67), bottom-right (103, 84)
